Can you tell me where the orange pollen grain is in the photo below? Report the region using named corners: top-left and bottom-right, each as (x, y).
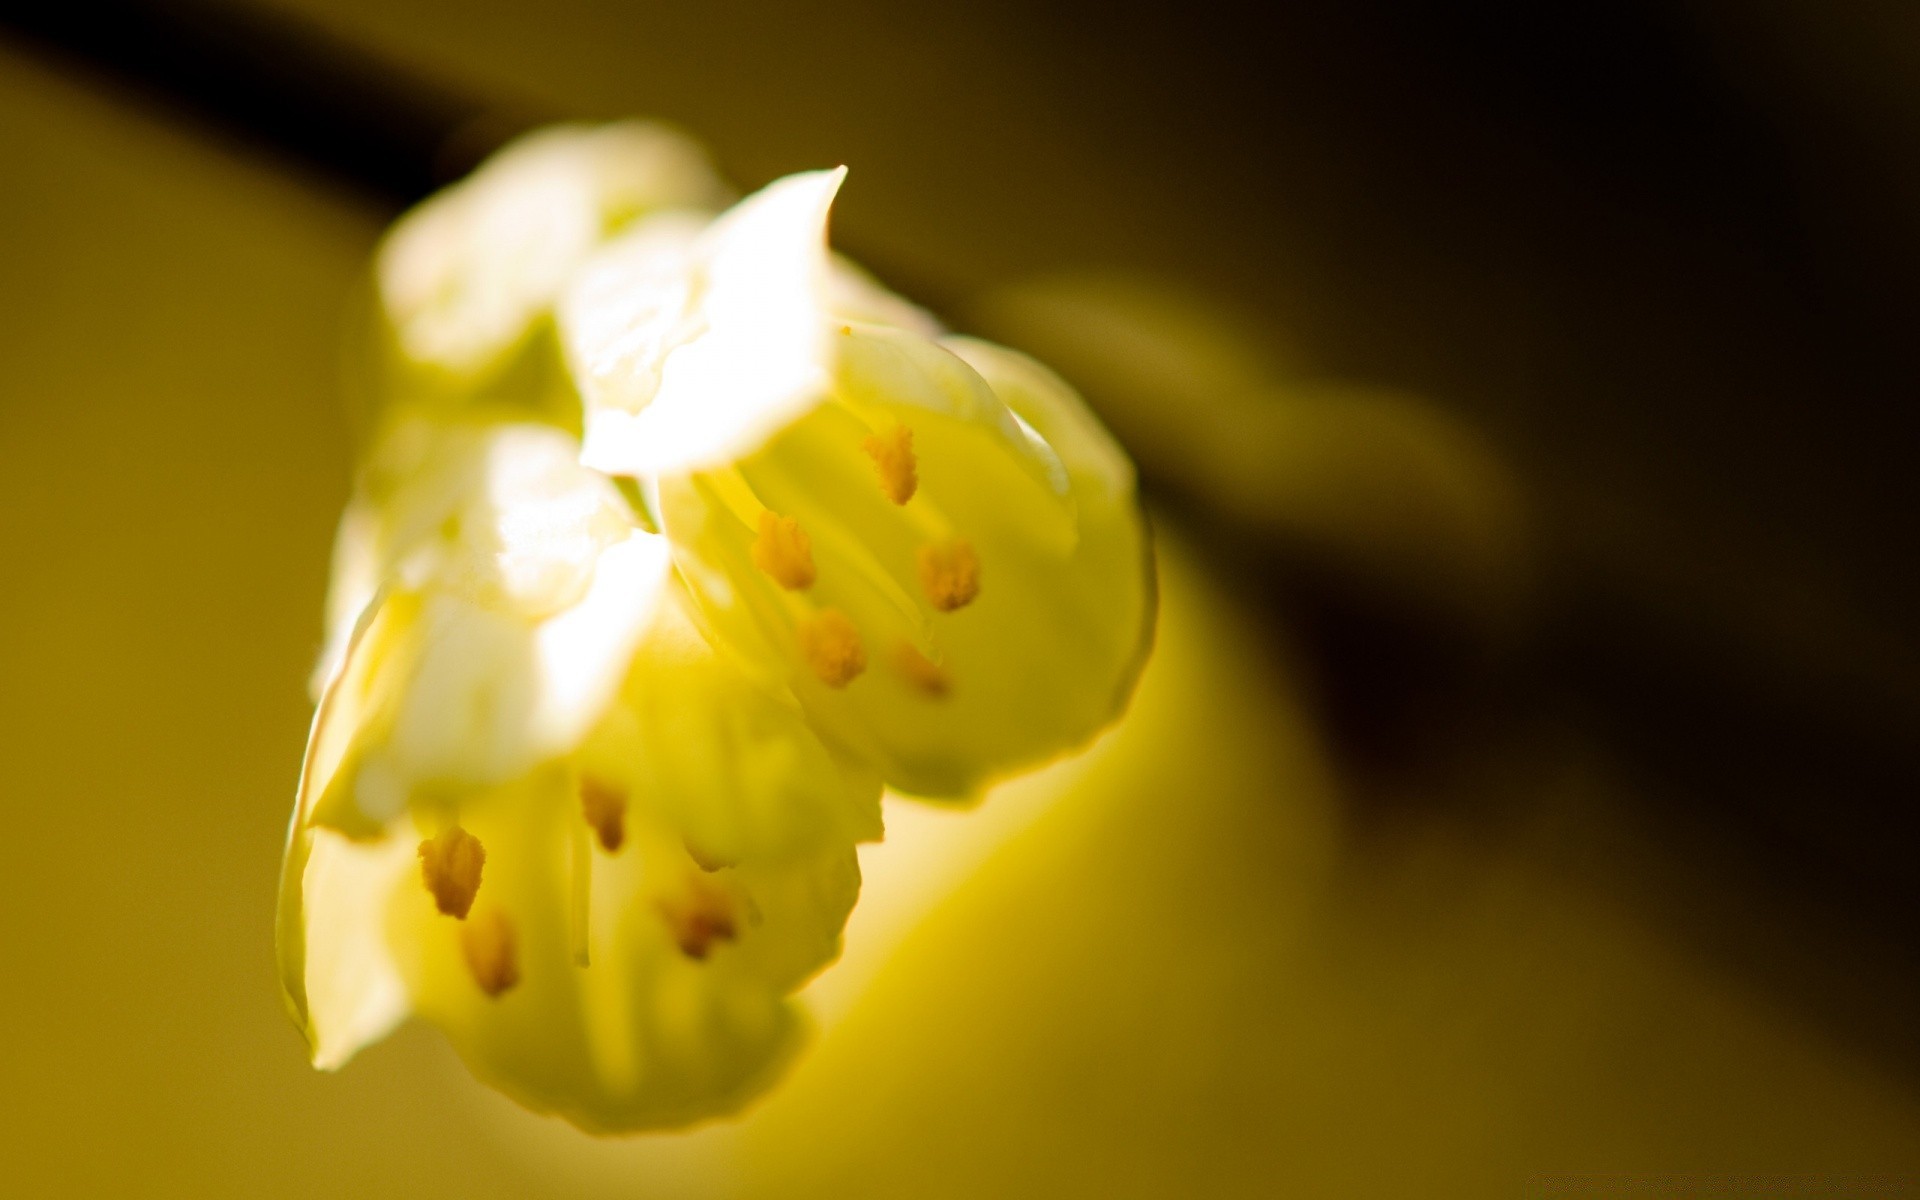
top-left (798, 608), bottom-right (867, 687)
top-left (862, 424), bottom-right (918, 505)
top-left (461, 908), bottom-right (520, 997)
top-left (917, 537), bottom-right (981, 612)
top-left (751, 510), bottom-right (817, 590)
top-left (892, 640), bottom-right (952, 697)
top-left (417, 825), bottom-right (485, 919)
top-left (656, 877), bottom-right (739, 961)
top-left (579, 776), bottom-right (628, 853)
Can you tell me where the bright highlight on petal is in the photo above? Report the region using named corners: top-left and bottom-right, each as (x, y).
top-left (280, 121), bottom-right (1153, 1133)
top-left (568, 169), bottom-right (848, 475)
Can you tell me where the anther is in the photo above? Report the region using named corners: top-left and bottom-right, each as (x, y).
top-left (751, 510), bottom-right (816, 590)
top-left (417, 825), bottom-right (485, 919)
top-left (684, 839), bottom-right (735, 873)
top-left (656, 877), bottom-right (738, 961)
top-left (917, 537), bottom-right (981, 612)
top-left (579, 775), bottom-right (628, 853)
top-left (461, 909), bottom-right (520, 997)
top-left (862, 424), bottom-right (918, 505)
top-left (892, 640), bottom-right (952, 698)
top-left (798, 608), bottom-right (867, 687)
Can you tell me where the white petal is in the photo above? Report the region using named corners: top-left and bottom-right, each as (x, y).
top-left (384, 532), bottom-right (672, 788)
top-left (528, 532), bottom-right (675, 753)
top-left (283, 828), bottom-right (416, 1070)
top-left (575, 169), bottom-right (847, 475)
top-left (558, 212), bottom-right (709, 419)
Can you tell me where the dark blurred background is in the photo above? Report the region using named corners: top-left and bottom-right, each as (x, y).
top-left (3, 0), bottom-right (1917, 1194)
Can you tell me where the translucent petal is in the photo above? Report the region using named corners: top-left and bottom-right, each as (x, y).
top-left (277, 825), bottom-right (415, 1070)
top-left (568, 170), bottom-right (847, 475)
top-left (310, 531), bottom-right (671, 834)
top-left (556, 213), bottom-right (709, 421)
top-left (279, 606), bottom-right (419, 1068)
top-left (345, 418), bottom-right (635, 620)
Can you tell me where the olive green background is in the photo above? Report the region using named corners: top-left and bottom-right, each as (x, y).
top-left (3, 3), bottom-right (1918, 1195)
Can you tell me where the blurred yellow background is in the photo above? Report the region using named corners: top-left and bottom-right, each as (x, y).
top-left (4, 5), bottom-right (1919, 1196)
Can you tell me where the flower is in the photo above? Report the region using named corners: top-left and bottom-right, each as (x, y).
top-left (559, 170), bottom-right (1157, 798)
top-left (280, 417), bottom-right (879, 1131)
top-left (281, 123), bottom-right (1154, 1133)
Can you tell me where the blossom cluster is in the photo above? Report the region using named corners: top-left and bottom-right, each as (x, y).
top-left (276, 122), bottom-right (1155, 1132)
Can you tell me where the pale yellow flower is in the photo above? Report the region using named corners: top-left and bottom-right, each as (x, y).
top-left (284, 129), bottom-right (1153, 1134)
top-left (280, 419), bottom-right (877, 1131)
top-left (559, 171), bottom-right (1155, 797)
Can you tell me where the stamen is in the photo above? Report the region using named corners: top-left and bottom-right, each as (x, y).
top-left (862, 424), bottom-right (918, 505)
top-left (892, 640), bottom-right (952, 697)
top-left (461, 909), bottom-right (521, 997)
top-left (417, 825), bottom-right (485, 919)
top-left (568, 818), bottom-right (592, 967)
top-left (579, 775), bottom-right (628, 853)
top-left (917, 537), bottom-right (981, 612)
top-left (798, 608), bottom-right (867, 687)
top-left (656, 876), bottom-right (738, 961)
top-left (684, 839), bottom-right (735, 873)
top-left (751, 510), bottom-right (816, 590)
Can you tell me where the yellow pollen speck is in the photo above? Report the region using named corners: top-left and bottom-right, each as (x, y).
top-left (751, 510), bottom-right (816, 590)
top-left (461, 908), bottom-right (520, 997)
top-left (417, 825), bottom-right (485, 919)
top-left (862, 424), bottom-right (918, 504)
top-left (918, 537), bottom-right (981, 612)
top-left (892, 640), bottom-right (951, 697)
top-left (798, 608), bottom-right (866, 687)
top-left (579, 776), bottom-right (627, 853)
top-left (656, 876), bottom-right (738, 961)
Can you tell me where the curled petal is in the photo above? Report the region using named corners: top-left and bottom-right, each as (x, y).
top-left (277, 825), bottom-right (416, 1070)
top-left (568, 170), bottom-right (847, 475)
